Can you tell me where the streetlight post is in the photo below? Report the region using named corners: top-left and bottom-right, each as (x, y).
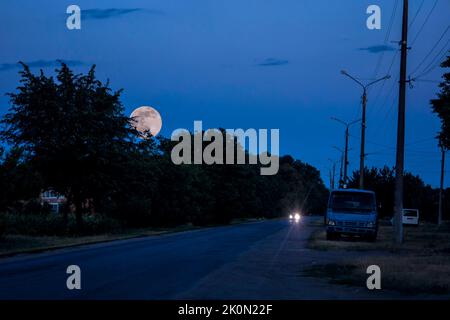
top-left (333, 146), bottom-right (345, 188)
top-left (328, 158), bottom-right (338, 190)
top-left (341, 71), bottom-right (390, 189)
top-left (331, 117), bottom-right (361, 186)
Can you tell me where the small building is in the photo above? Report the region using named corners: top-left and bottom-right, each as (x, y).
top-left (40, 190), bottom-right (66, 214)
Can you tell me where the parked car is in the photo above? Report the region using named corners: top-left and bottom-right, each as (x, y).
top-left (326, 189), bottom-right (378, 242)
top-left (402, 209), bottom-right (420, 226)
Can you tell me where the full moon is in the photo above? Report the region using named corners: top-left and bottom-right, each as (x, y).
top-left (130, 106), bottom-right (162, 137)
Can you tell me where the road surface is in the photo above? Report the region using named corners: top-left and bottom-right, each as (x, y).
top-left (0, 217), bottom-right (404, 299)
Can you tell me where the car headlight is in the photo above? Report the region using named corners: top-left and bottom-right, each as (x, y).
top-left (294, 213), bottom-right (301, 220)
top-left (328, 220), bottom-right (336, 226)
top-left (289, 214), bottom-right (293, 219)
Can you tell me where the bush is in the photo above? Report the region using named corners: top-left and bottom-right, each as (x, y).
top-left (79, 215), bottom-right (123, 235)
top-left (110, 197), bottom-right (153, 228)
top-left (22, 199), bottom-right (51, 215)
top-left (1, 213), bottom-right (122, 236)
top-left (3, 213), bottom-right (65, 236)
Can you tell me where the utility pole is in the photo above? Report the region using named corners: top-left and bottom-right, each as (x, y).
top-left (345, 127), bottom-right (349, 185)
top-left (438, 143), bottom-right (447, 226)
top-left (394, 0), bottom-right (409, 244)
top-left (341, 71), bottom-right (390, 190)
top-left (328, 158), bottom-right (338, 190)
top-left (330, 169), bottom-right (334, 190)
top-left (339, 153), bottom-right (343, 188)
top-left (331, 117), bottom-right (361, 187)
top-left (333, 146), bottom-right (344, 188)
top-left (361, 91), bottom-right (367, 189)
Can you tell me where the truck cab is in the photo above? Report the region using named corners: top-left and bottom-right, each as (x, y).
top-left (326, 189), bottom-right (378, 241)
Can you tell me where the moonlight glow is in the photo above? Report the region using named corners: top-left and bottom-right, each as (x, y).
top-left (130, 106), bottom-right (162, 137)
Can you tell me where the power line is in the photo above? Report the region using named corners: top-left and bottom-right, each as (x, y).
top-left (372, 0), bottom-right (399, 78)
top-left (410, 24), bottom-right (450, 76)
top-left (369, 77), bottom-right (398, 143)
top-left (349, 134), bottom-right (440, 155)
top-left (369, 0), bottom-right (442, 146)
top-left (372, 34), bottom-right (450, 152)
top-left (414, 43), bottom-right (450, 79)
top-left (410, 0), bottom-right (439, 46)
top-left (368, 1), bottom-right (400, 116)
top-left (369, 0), bottom-right (426, 116)
top-left (367, 54), bottom-right (397, 120)
top-left (408, 0), bottom-right (425, 28)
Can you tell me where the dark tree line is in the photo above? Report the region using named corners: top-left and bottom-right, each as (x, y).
top-left (0, 63), bottom-right (329, 234)
top-left (348, 166), bottom-right (449, 221)
top-left (431, 53), bottom-right (450, 151)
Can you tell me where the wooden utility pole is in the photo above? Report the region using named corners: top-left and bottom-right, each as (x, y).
top-left (328, 158), bottom-right (338, 190)
top-left (333, 147), bottom-right (344, 188)
top-left (339, 152), bottom-right (344, 188)
top-left (344, 125), bottom-right (350, 187)
top-left (438, 144), bottom-right (446, 226)
top-left (394, 0), bottom-right (409, 244)
top-left (360, 90), bottom-right (367, 189)
top-left (331, 163), bottom-right (336, 190)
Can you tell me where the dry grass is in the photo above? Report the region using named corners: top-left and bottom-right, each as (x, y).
top-left (0, 218), bottom-right (264, 257)
top-left (305, 222), bottom-right (450, 295)
top-left (0, 225), bottom-right (197, 257)
top-left (356, 255), bottom-right (450, 294)
top-left (308, 222), bottom-right (450, 253)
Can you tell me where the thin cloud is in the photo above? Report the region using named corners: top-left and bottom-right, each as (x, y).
top-left (82, 8), bottom-right (164, 20)
top-left (358, 45), bottom-right (396, 53)
top-left (257, 58), bottom-right (289, 67)
top-left (0, 60), bottom-right (85, 72)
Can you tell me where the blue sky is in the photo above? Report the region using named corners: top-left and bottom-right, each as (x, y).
top-left (1, 0), bottom-right (449, 186)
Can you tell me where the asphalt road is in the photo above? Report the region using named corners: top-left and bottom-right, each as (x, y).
top-left (0, 217), bottom-right (404, 299)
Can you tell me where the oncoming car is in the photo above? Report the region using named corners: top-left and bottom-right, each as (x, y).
top-left (289, 213), bottom-right (301, 222)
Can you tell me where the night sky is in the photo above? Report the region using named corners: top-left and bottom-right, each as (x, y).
top-left (1, 0), bottom-right (449, 186)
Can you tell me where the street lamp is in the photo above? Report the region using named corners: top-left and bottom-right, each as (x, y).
top-left (341, 70), bottom-right (390, 189)
top-left (333, 146), bottom-right (345, 188)
top-left (331, 117), bottom-right (361, 186)
top-left (327, 158), bottom-right (339, 190)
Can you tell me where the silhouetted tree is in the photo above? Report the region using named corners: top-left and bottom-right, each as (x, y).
top-left (0, 147), bottom-right (42, 212)
top-left (431, 53), bottom-right (450, 150)
top-left (1, 63), bottom-right (138, 230)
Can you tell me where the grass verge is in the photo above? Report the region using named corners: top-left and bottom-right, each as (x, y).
top-left (0, 225), bottom-right (195, 258)
top-left (304, 222), bottom-right (450, 295)
top-left (0, 217), bottom-right (264, 258)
